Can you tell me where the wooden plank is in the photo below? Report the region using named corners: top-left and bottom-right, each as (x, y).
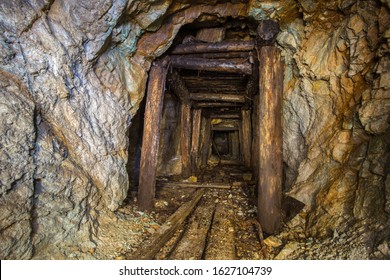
top-left (182, 51), bottom-right (250, 59)
top-left (169, 199), bottom-right (216, 259)
top-left (170, 56), bottom-right (252, 75)
top-left (187, 86), bottom-right (247, 94)
top-left (204, 203), bottom-right (236, 260)
top-left (167, 70), bottom-right (190, 101)
top-left (130, 189), bottom-right (205, 260)
top-left (257, 46), bottom-right (283, 234)
top-left (241, 109), bottom-right (252, 167)
top-left (200, 116), bottom-right (211, 168)
top-left (231, 130), bottom-right (240, 160)
top-left (138, 58), bottom-right (169, 211)
top-left (211, 113), bottom-right (241, 119)
top-left (171, 40), bottom-right (255, 54)
top-left (195, 102), bottom-right (243, 108)
top-left (191, 109), bottom-right (202, 174)
top-left (191, 89), bottom-right (246, 95)
top-left (162, 182), bottom-right (232, 189)
top-left (251, 94), bottom-right (259, 179)
top-left (220, 159), bottom-right (240, 165)
top-left (181, 101), bottom-right (192, 178)
top-left (212, 126), bottom-right (239, 131)
top-left (196, 27), bottom-right (225, 42)
top-left (183, 75), bottom-right (246, 81)
top-left (191, 93), bottom-right (245, 103)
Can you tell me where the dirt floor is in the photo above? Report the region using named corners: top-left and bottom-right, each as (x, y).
top-left (62, 164), bottom-right (386, 260)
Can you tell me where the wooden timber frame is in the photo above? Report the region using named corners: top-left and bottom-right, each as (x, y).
top-left (138, 19), bottom-right (283, 236)
top-left (138, 58), bottom-right (169, 211)
top-left (256, 20), bottom-right (283, 234)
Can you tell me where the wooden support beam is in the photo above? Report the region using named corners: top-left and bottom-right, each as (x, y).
top-left (196, 27), bottom-right (225, 43)
top-left (195, 102), bottom-right (243, 108)
top-left (251, 94), bottom-right (259, 179)
top-left (168, 70), bottom-right (190, 101)
top-left (191, 109), bottom-right (202, 174)
top-left (182, 51), bottom-right (251, 59)
top-left (257, 45), bottom-right (283, 235)
top-left (181, 101), bottom-right (192, 179)
top-left (183, 75), bottom-right (246, 81)
top-left (211, 113), bottom-right (240, 119)
top-left (212, 126), bottom-right (239, 131)
top-left (171, 40), bottom-right (255, 54)
top-left (201, 116), bottom-right (211, 167)
top-left (246, 52), bottom-right (258, 98)
top-left (138, 58), bottom-right (169, 211)
top-left (191, 93), bottom-right (245, 103)
top-left (219, 159), bottom-right (240, 165)
top-left (170, 56), bottom-right (252, 75)
top-left (130, 189), bottom-right (205, 260)
top-left (162, 182), bottom-right (231, 189)
top-left (231, 130), bottom-right (240, 160)
top-left (241, 109), bottom-right (252, 167)
top-left (168, 70), bottom-right (193, 178)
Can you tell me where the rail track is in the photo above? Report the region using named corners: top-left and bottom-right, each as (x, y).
top-left (125, 166), bottom-right (267, 260)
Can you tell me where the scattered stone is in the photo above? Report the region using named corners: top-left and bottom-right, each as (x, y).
top-left (275, 242), bottom-right (300, 260)
top-left (264, 236), bottom-right (283, 248)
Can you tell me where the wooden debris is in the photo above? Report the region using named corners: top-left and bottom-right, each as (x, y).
top-left (130, 189), bottom-right (205, 260)
top-left (204, 203), bottom-right (236, 260)
top-left (169, 199), bottom-right (216, 259)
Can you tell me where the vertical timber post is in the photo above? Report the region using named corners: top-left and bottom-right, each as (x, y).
top-left (252, 94), bottom-right (259, 179)
top-left (231, 130), bottom-right (240, 160)
top-left (191, 108), bottom-right (202, 175)
top-left (201, 114), bottom-right (211, 168)
top-left (181, 101), bottom-right (192, 178)
top-left (256, 20), bottom-right (283, 234)
top-left (138, 58), bottom-right (169, 211)
top-left (241, 109), bottom-right (252, 167)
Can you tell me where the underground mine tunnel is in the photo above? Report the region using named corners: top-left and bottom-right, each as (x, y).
top-left (0, 0), bottom-right (389, 260)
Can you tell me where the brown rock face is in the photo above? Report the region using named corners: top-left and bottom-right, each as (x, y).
top-left (0, 0), bottom-right (389, 259)
top-left (0, 71), bottom-right (35, 259)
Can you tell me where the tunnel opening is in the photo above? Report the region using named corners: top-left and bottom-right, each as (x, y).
top-left (129, 16), bottom-right (286, 259)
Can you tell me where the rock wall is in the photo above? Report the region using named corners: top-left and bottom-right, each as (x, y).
top-left (0, 0), bottom-right (389, 259)
top-left (278, 0), bottom-right (390, 237)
